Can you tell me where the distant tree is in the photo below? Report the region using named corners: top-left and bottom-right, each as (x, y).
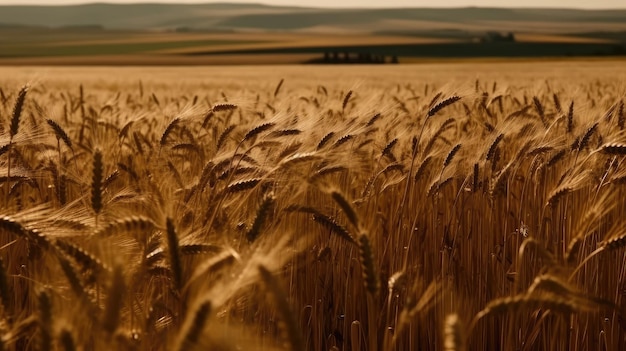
top-left (483, 31), bottom-right (516, 43)
top-left (506, 32), bottom-right (516, 42)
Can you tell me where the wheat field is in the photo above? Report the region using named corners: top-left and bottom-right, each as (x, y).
top-left (0, 62), bottom-right (625, 350)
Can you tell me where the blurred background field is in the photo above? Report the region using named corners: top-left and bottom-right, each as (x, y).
top-left (3, 60), bottom-right (626, 87)
top-left (1, 3), bottom-right (625, 65)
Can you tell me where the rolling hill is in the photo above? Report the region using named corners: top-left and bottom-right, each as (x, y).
top-left (0, 3), bottom-right (626, 34)
top-left (0, 3), bottom-right (625, 64)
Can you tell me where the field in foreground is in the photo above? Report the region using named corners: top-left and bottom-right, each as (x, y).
top-left (1, 62), bottom-right (626, 350)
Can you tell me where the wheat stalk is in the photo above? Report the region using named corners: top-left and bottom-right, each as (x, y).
top-left (618, 100), bottom-right (624, 130)
top-left (102, 262), bottom-right (125, 334)
top-left (37, 289), bottom-right (52, 351)
top-left (174, 299), bottom-right (212, 351)
top-left (59, 328), bottom-right (77, 351)
top-left (0, 258), bottom-right (10, 312)
top-left (258, 264), bottom-right (304, 351)
top-left (444, 314), bottom-right (465, 351)
top-left (91, 149), bottom-right (103, 217)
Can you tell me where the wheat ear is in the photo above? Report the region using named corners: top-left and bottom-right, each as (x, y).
top-left (91, 149), bottom-right (103, 217)
top-left (243, 122), bottom-right (275, 143)
top-left (342, 90), bottom-right (353, 111)
top-left (56, 254), bottom-right (97, 319)
top-left (414, 155), bottom-right (433, 182)
top-left (553, 93), bottom-right (562, 113)
top-left (470, 294), bottom-right (578, 332)
top-left (486, 134), bottom-right (504, 161)
top-left (46, 119), bottom-right (73, 150)
top-left (212, 103), bottom-right (237, 112)
top-left (443, 144), bottom-right (462, 169)
top-left (274, 78), bottom-right (284, 97)
top-left (160, 117), bottom-right (181, 147)
top-left (533, 96), bottom-right (546, 126)
top-left (10, 85), bottom-right (27, 139)
top-left (567, 101), bottom-right (574, 133)
top-left (358, 232), bottom-right (379, 296)
top-left (330, 190), bottom-right (359, 228)
top-left (6, 85), bottom-right (28, 205)
top-left (601, 143), bottom-right (626, 155)
top-left (166, 217), bottom-right (183, 292)
top-left (216, 125), bottom-right (236, 150)
top-left (317, 132), bottom-right (335, 150)
top-left (246, 191), bottom-right (275, 243)
top-left (427, 95), bottom-right (461, 118)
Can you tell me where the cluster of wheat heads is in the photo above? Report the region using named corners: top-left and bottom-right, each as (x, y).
top-left (0, 75), bottom-right (625, 351)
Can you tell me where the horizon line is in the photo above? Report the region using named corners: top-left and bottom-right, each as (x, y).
top-left (1, 2), bottom-right (625, 10)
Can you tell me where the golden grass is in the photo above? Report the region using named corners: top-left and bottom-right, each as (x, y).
top-left (0, 62), bottom-right (625, 350)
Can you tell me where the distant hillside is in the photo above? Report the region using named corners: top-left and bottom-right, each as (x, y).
top-left (0, 3), bottom-right (307, 29)
top-left (1, 3), bottom-right (626, 34)
top-left (1, 2), bottom-right (625, 65)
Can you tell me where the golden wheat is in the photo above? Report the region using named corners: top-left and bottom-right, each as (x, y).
top-left (0, 63), bottom-right (625, 351)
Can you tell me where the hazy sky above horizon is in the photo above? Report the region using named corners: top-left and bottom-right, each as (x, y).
top-left (1, 0), bottom-right (625, 9)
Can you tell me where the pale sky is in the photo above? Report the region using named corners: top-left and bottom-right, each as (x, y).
top-left (1, 0), bottom-right (625, 9)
